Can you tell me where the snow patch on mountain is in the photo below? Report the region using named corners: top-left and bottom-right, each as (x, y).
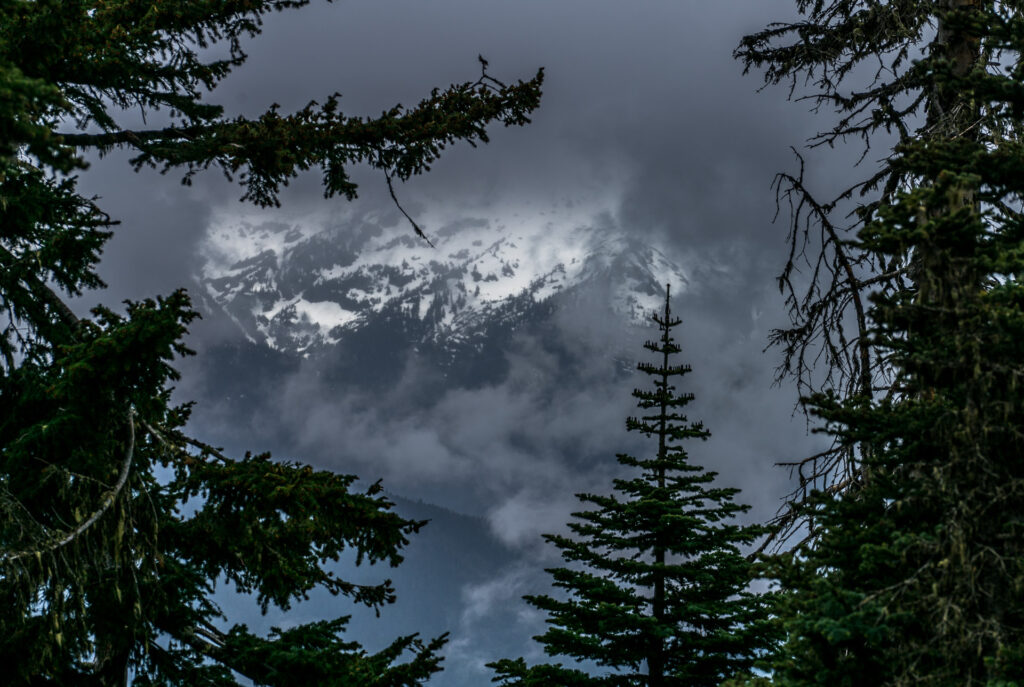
top-left (197, 203), bottom-right (690, 354)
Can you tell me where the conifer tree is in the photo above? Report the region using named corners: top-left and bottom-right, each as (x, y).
top-left (489, 285), bottom-right (775, 687)
top-left (0, 1), bottom-right (542, 684)
top-left (737, 3), bottom-right (1024, 684)
top-left (735, 0), bottom-right (994, 523)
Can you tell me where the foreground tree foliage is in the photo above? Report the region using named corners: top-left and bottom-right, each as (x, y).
top-left (0, 1), bottom-right (542, 684)
top-left (739, 2), bottom-right (1024, 685)
top-left (736, 0), bottom-right (1004, 534)
top-left (489, 286), bottom-right (775, 687)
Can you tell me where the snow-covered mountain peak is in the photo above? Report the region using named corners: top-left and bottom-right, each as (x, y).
top-left (197, 205), bottom-right (689, 354)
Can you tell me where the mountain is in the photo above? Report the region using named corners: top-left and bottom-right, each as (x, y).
top-left (184, 206), bottom-right (694, 686)
top-left (196, 207), bottom-right (689, 363)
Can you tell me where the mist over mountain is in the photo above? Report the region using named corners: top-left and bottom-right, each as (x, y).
top-left (183, 204), bottom-right (693, 497)
top-left (171, 199), bottom-right (808, 685)
top-left (175, 205), bottom-right (705, 684)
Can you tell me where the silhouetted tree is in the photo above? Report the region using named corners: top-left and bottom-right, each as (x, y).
top-left (489, 285), bottom-right (775, 687)
top-left (738, 3), bottom-right (1024, 684)
top-left (736, 0), bottom-right (995, 540)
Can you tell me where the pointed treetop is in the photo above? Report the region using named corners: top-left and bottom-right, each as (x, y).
top-left (652, 283), bottom-right (683, 330)
top-left (488, 278), bottom-right (776, 687)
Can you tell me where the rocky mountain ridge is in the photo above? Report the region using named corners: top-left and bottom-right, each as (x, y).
top-left (197, 207), bottom-right (689, 357)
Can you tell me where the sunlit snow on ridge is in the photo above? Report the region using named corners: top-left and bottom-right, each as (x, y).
top-left (197, 201), bottom-right (691, 354)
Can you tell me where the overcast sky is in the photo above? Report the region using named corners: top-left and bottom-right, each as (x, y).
top-left (66, 0), bottom-right (876, 556)
top-left (61, 3), bottom-right (894, 679)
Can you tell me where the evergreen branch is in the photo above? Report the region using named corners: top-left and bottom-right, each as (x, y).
top-left (138, 415), bottom-right (232, 466)
top-left (56, 126), bottom-right (201, 148)
top-left (178, 436), bottom-right (234, 465)
top-left (1, 408), bottom-right (135, 564)
top-left (772, 150), bottom-right (876, 405)
top-left (0, 243), bottom-right (83, 337)
top-left (751, 470), bottom-right (855, 558)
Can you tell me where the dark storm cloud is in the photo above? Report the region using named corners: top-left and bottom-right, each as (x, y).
top-left (75, 0), bottom-right (816, 309)
top-left (72, 150), bottom-right (219, 308)
top-left (235, 285), bottom-right (651, 525)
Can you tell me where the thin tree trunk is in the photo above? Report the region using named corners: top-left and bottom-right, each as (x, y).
top-left (648, 290), bottom-right (674, 687)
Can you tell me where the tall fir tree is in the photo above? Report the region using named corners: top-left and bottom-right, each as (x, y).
top-left (735, 0), bottom-right (993, 525)
top-left (489, 285), bottom-right (776, 687)
top-left (0, 1), bottom-right (542, 684)
top-left (737, 3), bottom-right (1024, 684)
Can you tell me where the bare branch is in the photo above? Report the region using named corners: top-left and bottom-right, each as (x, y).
top-left (384, 169), bottom-right (435, 248)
